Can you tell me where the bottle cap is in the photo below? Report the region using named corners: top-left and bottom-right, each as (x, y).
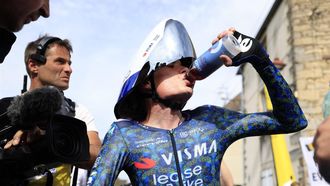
top-left (222, 35), bottom-right (241, 58)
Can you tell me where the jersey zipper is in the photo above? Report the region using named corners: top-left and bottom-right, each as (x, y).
top-left (169, 129), bottom-right (184, 186)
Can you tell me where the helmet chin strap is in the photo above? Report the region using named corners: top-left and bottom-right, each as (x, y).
top-left (147, 71), bottom-right (185, 110)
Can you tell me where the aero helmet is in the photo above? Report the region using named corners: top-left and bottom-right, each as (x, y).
top-left (114, 19), bottom-right (196, 119)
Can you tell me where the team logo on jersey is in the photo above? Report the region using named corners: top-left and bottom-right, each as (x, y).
top-left (134, 158), bottom-right (156, 169)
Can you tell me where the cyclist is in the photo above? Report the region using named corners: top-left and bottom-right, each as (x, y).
top-left (88, 19), bottom-right (307, 185)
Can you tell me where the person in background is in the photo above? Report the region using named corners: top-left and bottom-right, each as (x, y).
top-left (0, 0), bottom-right (50, 63)
top-left (3, 35), bottom-right (101, 185)
top-left (313, 116), bottom-right (330, 183)
top-left (87, 19), bottom-right (307, 185)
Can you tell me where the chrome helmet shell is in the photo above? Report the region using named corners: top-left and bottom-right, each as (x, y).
top-left (115, 19), bottom-right (196, 119)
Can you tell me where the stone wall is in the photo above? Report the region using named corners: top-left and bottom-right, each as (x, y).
top-left (241, 0), bottom-right (330, 185)
top-left (288, 0), bottom-right (330, 132)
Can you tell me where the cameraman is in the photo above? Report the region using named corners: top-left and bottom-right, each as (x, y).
top-left (3, 35), bottom-right (101, 185)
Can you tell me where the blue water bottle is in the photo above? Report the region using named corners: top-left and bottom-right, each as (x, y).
top-left (188, 34), bottom-right (241, 80)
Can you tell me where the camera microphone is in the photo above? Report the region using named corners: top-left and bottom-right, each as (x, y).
top-left (7, 86), bottom-right (63, 130)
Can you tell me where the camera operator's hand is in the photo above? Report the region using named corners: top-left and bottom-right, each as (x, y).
top-left (4, 130), bottom-right (24, 149)
top-left (4, 127), bottom-right (45, 149)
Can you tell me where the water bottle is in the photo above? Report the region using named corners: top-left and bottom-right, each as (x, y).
top-left (188, 34), bottom-right (241, 80)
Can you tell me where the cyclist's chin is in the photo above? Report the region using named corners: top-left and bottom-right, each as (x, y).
top-left (164, 92), bottom-right (193, 103)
